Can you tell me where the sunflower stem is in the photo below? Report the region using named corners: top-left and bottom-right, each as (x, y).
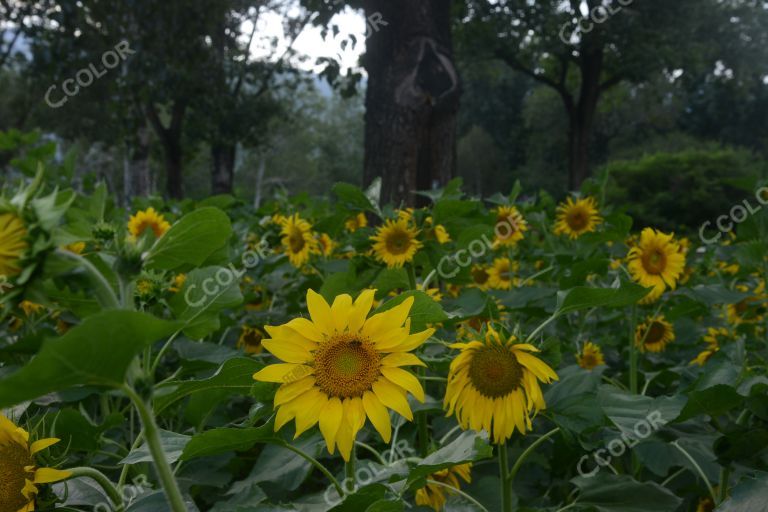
top-left (279, 441), bottom-right (344, 498)
top-left (672, 440), bottom-right (718, 504)
top-left (345, 446), bottom-right (356, 491)
top-left (498, 443), bottom-right (513, 512)
top-left (55, 249), bottom-right (120, 309)
top-left (66, 467), bottom-right (125, 512)
top-left (121, 385), bottom-right (188, 512)
top-left (406, 263), bottom-right (417, 290)
top-left (629, 305), bottom-right (638, 394)
top-left (507, 427), bottom-right (560, 484)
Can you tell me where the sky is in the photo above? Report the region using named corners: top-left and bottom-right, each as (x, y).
top-left (247, 5), bottom-right (368, 73)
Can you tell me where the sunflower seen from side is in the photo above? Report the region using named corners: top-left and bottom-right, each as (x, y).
top-left (691, 327), bottom-right (731, 366)
top-left (493, 206), bottom-right (527, 247)
top-left (253, 289), bottom-right (434, 461)
top-left (415, 463), bottom-right (472, 511)
top-left (345, 212), bottom-right (368, 232)
top-left (279, 214), bottom-right (320, 268)
top-left (488, 257), bottom-right (519, 290)
top-left (0, 213), bottom-right (28, 278)
top-left (576, 342), bottom-right (605, 370)
top-left (627, 228), bottom-right (686, 304)
top-left (0, 414), bottom-right (71, 512)
top-left (371, 218), bottom-right (422, 268)
top-left (444, 325), bottom-right (558, 444)
top-left (127, 207), bottom-right (171, 239)
top-left (635, 315), bottom-right (675, 353)
top-left (553, 196), bottom-right (602, 239)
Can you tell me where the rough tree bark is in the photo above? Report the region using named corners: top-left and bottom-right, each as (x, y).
top-left (211, 144), bottom-right (236, 195)
top-left (124, 118), bottom-right (152, 202)
top-left (362, 0), bottom-right (461, 207)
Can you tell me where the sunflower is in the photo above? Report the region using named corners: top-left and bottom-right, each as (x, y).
top-left (253, 289), bottom-right (434, 461)
top-left (397, 208), bottom-right (415, 223)
top-left (444, 325), bottom-right (558, 444)
top-left (317, 233), bottom-right (336, 257)
top-left (425, 288), bottom-right (443, 302)
top-left (168, 273), bottom-right (187, 293)
top-left (493, 206), bottom-right (527, 247)
top-left (553, 196), bottom-right (602, 239)
top-left (279, 214), bottom-right (320, 268)
top-left (726, 281), bottom-right (766, 325)
top-left (0, 213), bottom-right (28, 277)
top-left (488, 258), bottom-right (519, 290)
top-left (345, 213), bottom-right (368, 232)
top-left (370, 219), bottom-right (422, 268)
top-left (238, 325), bottom-right (265, 354)
top-left (425, 217), bottom-right (452, 245)
top-left (627, 228), bottom-right (686, 304)
top-left (691, 327), bottom-right (730, 366)
top-left (0, 414), bottom-right (71, 512)
top-left (470, 265), bottom-right (491, 291)
top-left (576, 342), bottom-right (605, 370)
top-left (635, 316), bottom-right (675, 353)
top-left (127, 207), bottom-right (171, 239)
top-left (415, 463), bottom-right (472, 511)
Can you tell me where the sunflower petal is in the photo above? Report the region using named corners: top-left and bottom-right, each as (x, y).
top-left (362, 391), bottom-right (392, 443)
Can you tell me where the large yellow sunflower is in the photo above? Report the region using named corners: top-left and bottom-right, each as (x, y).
top-left (553, 196), bottom-right (602, 239)
top-left (576, 342), bottom-right (605, 370)
top-left (627, 228), bottom-right (686, 304)
top-left (493, 206), bottom-right (527, 247)
top-left (444, 325), bottom-right (558, 444)
top-left (488, 258), bottom-right (519, 290)
top-left (370, 219), bottom-right (422, 268)
top-left (0, 414), bottom-right (71, 512)
top-left (279, 214), bottom-right (320, 268)
top-left (127, 207), bottom-right (171, 239)
top-left (415, 463), bottom-right (472, 511)
top-left (635, 315), bottom-right (675, 353)
top-left (0, 213), bottom-right (28, 277)
top-left (253, 289), bottom-right (434, 461)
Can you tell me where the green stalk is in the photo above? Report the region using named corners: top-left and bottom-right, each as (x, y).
top-left (672, 441), bottom-right (717, 504)
top-left (279, 441), bottom-right (344, 498)
top-left (507, 427), bottom-right (560, 483)
top-left (498, 443), bottom-right (513, 512)
top-left (629, 305), bottom-right (638, 394)
top-left (66, 467), bottom-right (124, 512)
top-left (406, 263), bottom-right (417, 290)
top-left (122, 386), bottom-right (187, 512)
top-left (345, 445), bottom-right (356, 493)
top-left (56, 249), bottom-right (120, 309)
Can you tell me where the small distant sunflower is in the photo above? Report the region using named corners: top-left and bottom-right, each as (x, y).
top-left (127, 207), bottom-right (171, 239)
top-left (253, 289), bottom-right (434, 461)
top-left (627, 228), bottom-right (686, 304)
top-left (553, 196), bottom-right (602, 239)
top-left (576, 342), bottom-right (605, 370)
top-left (345, 213), bottom-right (368, 232)
top-left (717, 261), bottom-right (740, 276)
top-left (62, 241), bottom-right (86, 255)
top-left (635, 316), bottom-right (675, 353)
top-left (726, 281), bottom-right (766, 325)
top-left (444, 325), bottom-right (558, 444)
top-left (470, 265), bottom-right (491, 291)
top-left (370, 219), bottom-right (422, 268)
top-left (0, 414), bottom-right (71, 512)
top-left (317, 233), bottom-right (336, 257)
top-left (0, 213), bottom-right (28, 277)
top-left (279, 214), bottom-right (320, 268)
top-left (168, 274), bottom-right (187, 293)
top-left (397, 208), bottom-right (415, 223)
top-left (426, 217), bottom-right (451, 244)
top-left (415, 463), bottom-right (472, 511)
top-left (488, 258), bottom-right (519, 290)
top-left (493, 206), bottom-right (527, 247)
top-left (691, 327), bottom-right (726, 365)
top-left (238, 325), bottom-right (265, 354)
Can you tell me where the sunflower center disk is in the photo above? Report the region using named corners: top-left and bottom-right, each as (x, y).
top-left (472, 268), bottom-right (489, 285)
top-left (385, 230), bottom-right (411, 255)
top-left (0, 442), bottom-right (33, 512)
top-left (645, 322), bottom-right (666, 344)
top-left (314, 336), bottom-right (382, 398)
top-left (468, 346), bottom-right (523, 398)
top-left (642, 248), bottom-right (667, 275)
top-left (288, 228), bottom-right (306, 253)
top-left (567, 210), bottom-right (588, 231)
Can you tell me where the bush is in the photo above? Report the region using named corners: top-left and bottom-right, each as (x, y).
top-left (602, 147), bottom-right (767, 232)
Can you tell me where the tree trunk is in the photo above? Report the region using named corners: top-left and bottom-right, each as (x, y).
top-left (567, 45), bottom-right (603, 190)
top-left (125, 120), bottom-right (152, 202)
top-left (165, 140), bottom-right (183, 199)
top-left (145, 101), bottom-right (186, 199)
top-left (211, 143), bottom-right (236, 195)
top-left (362, 0), bottom-right (460, 207)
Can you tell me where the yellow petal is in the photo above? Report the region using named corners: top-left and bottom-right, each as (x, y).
top-left (330, 294), bottom-right (353, 332)
top-left (348, 289), bottom-right (376, 333)
top-left (362, 391), bottom-right (392, 443)
top-left (306, 289), bottom-right (335, 334)
top-left (294, 390), bottom-right (327, 438)
top-left (265, 323), bottom-right (318, 350)
top-left (280, 318), bottom-right (324, 342)
top-left (261, 339), bottom-right (313, 364)
top-left (30, 438), bottom-right (60, 455)
top-left (362, 296), bottom-right (414, 338)
top-left (381, 367), bottom-right (425, 402)
top-left (381, 352), bottom-right (426, 367)
top-left (253, 363), bottom-right (309, 383)
top-left (34, 467), bottom-right (72, 484)
top-left (319, 397), bottom-right (344, 452)
top-left (274, 376), bottom-right (315, 406)
top-left (386, 328), bottom-right (435, 352)
top-left (372, 378), bottom-right (414, 421)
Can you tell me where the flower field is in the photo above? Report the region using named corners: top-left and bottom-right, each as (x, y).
top-left (1, 175), bottom-right (767, 512)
